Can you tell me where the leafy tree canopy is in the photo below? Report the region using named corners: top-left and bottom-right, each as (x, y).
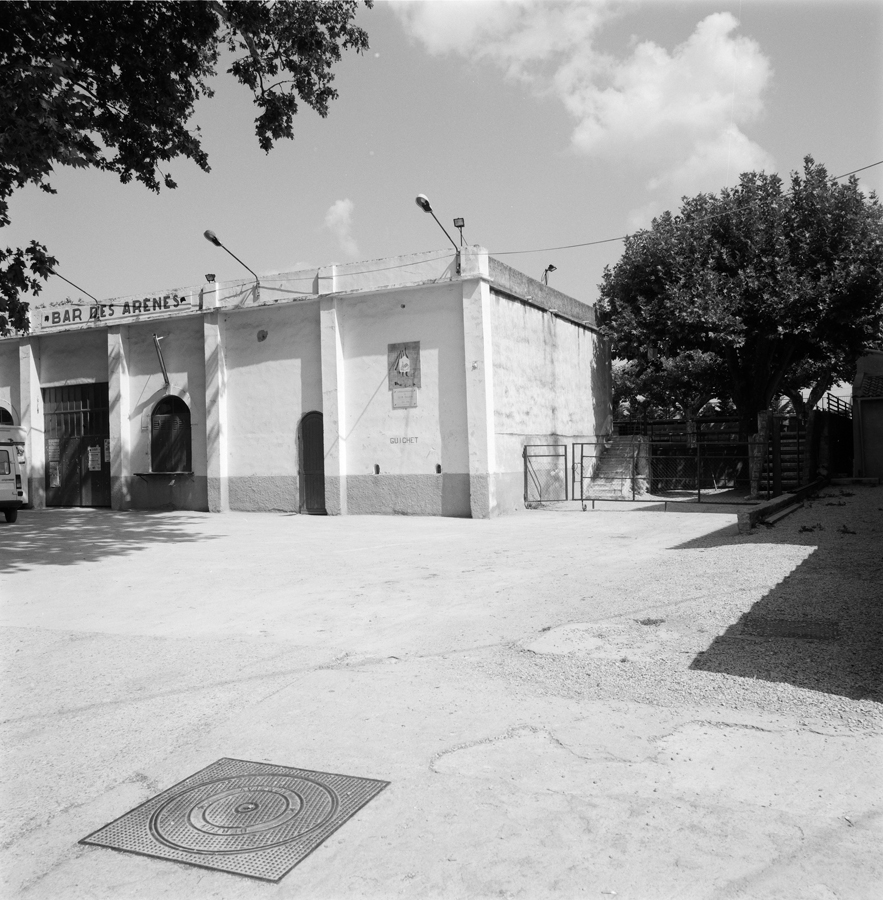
top-left (598, 157), bottom-right (883, 431)
top-left (0, 0), bottom-right (371, 333)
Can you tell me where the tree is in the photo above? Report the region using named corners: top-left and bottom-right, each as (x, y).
top-left (0, 0), bottom-right (372, 334)
top-left (598, 157), bottom-right (883, 437)
top-left (612, 351), bottom-right (730, 421)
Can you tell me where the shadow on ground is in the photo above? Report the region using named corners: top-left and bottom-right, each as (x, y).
top-left (0, 509), bottom-right (217, 572)
top-left (675, 493), bottom-right (883, 703)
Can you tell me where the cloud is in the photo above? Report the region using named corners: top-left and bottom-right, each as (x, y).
top-left (324, 198), bottom-right (360, 258)
top-left (394, 2), bottom-right (775, 216)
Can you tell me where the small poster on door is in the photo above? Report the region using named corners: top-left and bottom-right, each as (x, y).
top-left (104, 439), bottom-right (110, 458)
top-left (47, 439), bottom-right (60, 462)
top-left (88, 445), bottom-right (101, 471)
top-left (49, 463), bottom-right (61, 488)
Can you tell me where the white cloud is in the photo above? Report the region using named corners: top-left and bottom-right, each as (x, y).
top-left (324, 198), bottom-right (360, 258)
top-left (394, 2), bottom-right (775, 216)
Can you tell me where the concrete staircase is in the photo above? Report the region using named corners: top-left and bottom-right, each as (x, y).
top-left (582, 437), bottom-right (641, 499)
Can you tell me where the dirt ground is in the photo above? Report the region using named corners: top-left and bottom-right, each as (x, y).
top-left (1, 488), bottom-right (881, 900)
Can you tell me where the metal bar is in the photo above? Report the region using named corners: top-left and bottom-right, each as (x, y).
top-left (697, 442), bottom-right (701, 502)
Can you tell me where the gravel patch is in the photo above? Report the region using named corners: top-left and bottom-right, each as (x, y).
top-left (480, 484), bottom-right (883, 734)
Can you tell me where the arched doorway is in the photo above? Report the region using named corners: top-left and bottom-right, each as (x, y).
top-left (298, 411), bottom-right (326, 515)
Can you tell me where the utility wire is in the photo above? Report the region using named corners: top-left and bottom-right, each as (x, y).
top-left (491, 158), bottom-right (883, 257)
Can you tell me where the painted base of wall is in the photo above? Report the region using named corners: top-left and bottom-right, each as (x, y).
top-left (343, 473), bottom-right (472, 517)
top-left (492, 471), bottom-right (526, 515)
top-left (117, 475), bottom-right (209, 511)
top-left (228, 475), bottom-right (300, 512)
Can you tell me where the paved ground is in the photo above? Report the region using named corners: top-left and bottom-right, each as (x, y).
top-left (1, 491), bottom-right (881, 900)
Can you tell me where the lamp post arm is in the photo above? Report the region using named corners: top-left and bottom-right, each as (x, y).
top-left (50, 271), bottom-right (100, 303)
top-left (429, 210), bottom-right (460, 253)
top-left (220, 245), bottom-right (259, 283)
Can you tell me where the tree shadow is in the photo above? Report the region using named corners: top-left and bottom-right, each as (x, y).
top-left (0, 509), bottom-right (218, 573)
top-left (675, 504), bottom-right (883, 703)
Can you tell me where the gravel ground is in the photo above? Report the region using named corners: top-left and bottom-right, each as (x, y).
top-left (480, 483), bottom-right (883, 734)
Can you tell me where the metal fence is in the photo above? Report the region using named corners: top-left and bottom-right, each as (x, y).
top-left (573, 439), bottom-right (757, 505)
top-left (523, 444), bottom-right (568, 503)
top-left (524, 435), bottom-right (772, 508)
top-left (648, 446), bottom-right (751, 501)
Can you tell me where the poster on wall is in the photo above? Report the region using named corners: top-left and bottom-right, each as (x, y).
top-left (388, 342), bottom-right (421, 391)
top-left (392, 387), bottom-right (417, 408)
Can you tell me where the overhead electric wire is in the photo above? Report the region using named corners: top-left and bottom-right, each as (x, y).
top-left (491, 158), bottom-right (883, 257)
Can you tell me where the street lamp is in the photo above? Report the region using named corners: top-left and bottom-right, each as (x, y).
top-left (542, 264), bottom-right (557, 285)
top-left (50, 270), bottom-right (100, 303)
top-left (49, 269), bottom-right (102, 321)
top-left (203, 230), bottom-right (260, 300)
top-left (415, 195), bottom-right (461, 274)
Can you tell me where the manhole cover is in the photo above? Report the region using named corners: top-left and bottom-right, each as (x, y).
top-left (741, 618), bottom-right (839, 640)
top-left (81, 758), bottom-right (389, 882)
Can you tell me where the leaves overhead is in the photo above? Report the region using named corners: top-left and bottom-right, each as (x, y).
top-left (598, 158), bottom-right (883, 428)
top-left (0, 0), bottom-right (372, 334)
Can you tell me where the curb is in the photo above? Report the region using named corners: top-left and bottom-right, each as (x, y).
top-left (736, 477), bottom-right (829, 533)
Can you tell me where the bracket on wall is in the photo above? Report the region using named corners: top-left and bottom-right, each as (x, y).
top-left (153, 334), bottom-right (170, 386)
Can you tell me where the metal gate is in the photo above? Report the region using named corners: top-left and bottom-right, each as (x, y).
top-left (43, 383), bottom-right (111, 507)
top-left (523, 444), bottom-right (567, 503)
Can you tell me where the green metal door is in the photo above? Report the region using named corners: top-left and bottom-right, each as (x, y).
top-left (43, 384), bottom-right (111, 507)
top-left (299, 411), bottom-right (326, 515)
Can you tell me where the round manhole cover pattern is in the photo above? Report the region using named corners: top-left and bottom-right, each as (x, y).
top-left (150, 774), bottom-right (339, 854)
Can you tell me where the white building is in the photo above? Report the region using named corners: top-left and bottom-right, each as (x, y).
top-left (0, 247), bottom-right (610, 517)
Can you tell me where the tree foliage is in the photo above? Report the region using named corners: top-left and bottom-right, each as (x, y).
top-left (612, 351), bottom-right (731, 421)
top-left (598, 158), bottom-right (883, 431)
top-left (0, 0), bottom-right (371, 333)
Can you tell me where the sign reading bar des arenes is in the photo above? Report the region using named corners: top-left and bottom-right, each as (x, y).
top-left (40, 292), bottom-right (193, 328)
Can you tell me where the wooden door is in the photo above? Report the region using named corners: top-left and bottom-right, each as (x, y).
top-left (299, 411), bottom-right (326, 514)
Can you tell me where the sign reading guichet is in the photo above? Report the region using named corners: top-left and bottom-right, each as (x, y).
top-left (40, 292), bottom-right (192, 328)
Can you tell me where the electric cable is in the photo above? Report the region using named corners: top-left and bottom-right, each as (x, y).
top-left (491, 158), bottom-right (883, 257)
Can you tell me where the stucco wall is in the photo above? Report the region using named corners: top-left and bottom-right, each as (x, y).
top-left (0, 341), bottom-right (19, 422)
top-left (122, 317), bottom-right (208, 509)
top-left (489, 291), bottom-right (610, 513)
top-left (337, 284), bottom-right (471, 516)
top-left (37, 330), bottom-right (109, 385)
top-left (223, 301), bottom-right (322, 510)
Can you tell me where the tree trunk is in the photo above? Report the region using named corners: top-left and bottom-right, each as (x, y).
top-left (748, 411), bottom-right (772, 498)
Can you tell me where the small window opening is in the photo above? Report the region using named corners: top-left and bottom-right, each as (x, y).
top-left (151, 396), bottom-right (192, 472)
top-left (0, 407), bottom-right (13, 425)
top-left (373, 464), bottom-right (380, 475)
top-left (436, 464), bottom-right (442, 474)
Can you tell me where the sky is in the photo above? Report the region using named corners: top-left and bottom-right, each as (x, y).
top-left (7, 0), bottom-right (883, 313)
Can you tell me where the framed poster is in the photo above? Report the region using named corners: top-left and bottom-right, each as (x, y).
top-left (388, 342), bottom-right (421, 391)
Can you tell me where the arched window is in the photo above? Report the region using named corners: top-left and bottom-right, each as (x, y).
top-left (0, 407), bottom-right (13, 425)
top-left (151, 396), bottom-right (192, 472)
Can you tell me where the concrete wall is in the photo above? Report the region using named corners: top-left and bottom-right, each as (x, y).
top-left (336, 284), bottom-right (471, 516)
top-left (120, 316), bottom-right (208, 510)
top-left (853, 350), bottom-right (883, 479)
top-left (223, 301), bottom-right (322, 510)
top-left (0, 250), bottom-right (610, 518)
top-left (489, 290), bottom-right (610, 514)
top-left (0, 342), bottom-right (19, 423)
top-left (37, 330), bottom-right (108, 386)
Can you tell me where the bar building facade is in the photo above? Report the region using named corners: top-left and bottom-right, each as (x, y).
top-left (0, 247), bottom-right (610, 517)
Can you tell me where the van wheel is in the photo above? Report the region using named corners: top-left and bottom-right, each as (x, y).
top-left (4, 509), bottom-right (17, 523)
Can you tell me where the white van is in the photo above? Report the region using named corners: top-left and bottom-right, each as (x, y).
top-left (0, 425), bottom-right (27, 523)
